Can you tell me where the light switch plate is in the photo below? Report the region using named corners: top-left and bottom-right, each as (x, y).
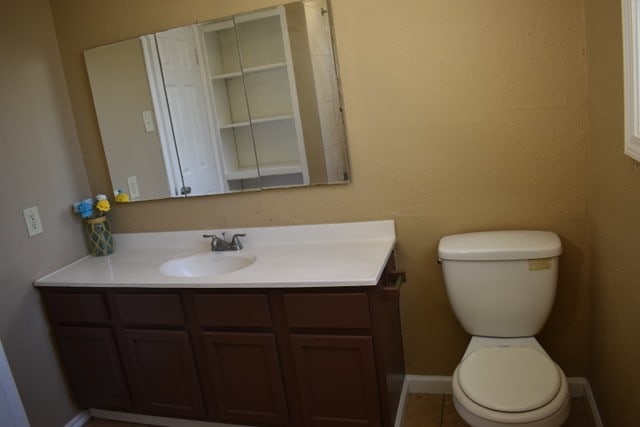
top-left (127, 176), bottom-right (140, 200)
top-left (23, 206), bottom-right (43, 237)
top-left (142, 110), bottom-right (155, 132)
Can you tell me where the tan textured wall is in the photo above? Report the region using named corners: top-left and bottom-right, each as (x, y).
top-left (50, 0), bottom-right (589, 376)
top-left (584, 0), bottom-right (640, 424)
top-left (0, 0), bottom-right (91, 425)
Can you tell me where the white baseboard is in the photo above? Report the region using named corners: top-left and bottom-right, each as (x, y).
top-left (394, 376), bottom-right (410, 427)
top-left (64, 410), bottom-right (90, 427)
top-left (89, 409), bottom-right (247, 427)
top-left (583, 379), bottom-right (604, 427)
top-left (394, 375), bottom-right (603, 427)
top-left (567, 377), bottom-right (588, 397)
top-left (405, 374), bottom-right (453, 394)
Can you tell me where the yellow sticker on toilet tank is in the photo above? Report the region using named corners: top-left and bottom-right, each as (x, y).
top-left (528, 258), bottom-right (551, 271)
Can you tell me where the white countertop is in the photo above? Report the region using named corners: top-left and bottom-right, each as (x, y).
top-left (34, 220), bottom-right (396, 288)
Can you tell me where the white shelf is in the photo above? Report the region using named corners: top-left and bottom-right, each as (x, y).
top-left (201, 6), bottom-right (309, 188)
top-left (218, 120), bottom-right (250, 129)
top-left (225, 161), bottom-right (303, 180)
top-left (218, 114), bottom-right (293, 129)
top-left (244, 62), bottom-right (287, 74)
top-left (211, 62), bottom-right (286, 80)
top-left (252, 114), bottom-right (293, 124)
top-left (211, 70), bottom-right (241, 80)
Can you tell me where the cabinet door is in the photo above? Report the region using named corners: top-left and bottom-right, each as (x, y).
top-left (202, 332), bottom-right (288, 426)
top-left (291, 335), bottom-right (381, 427)
top-left (124, 330), bottom-right (204, 418)
top-left (55, 326), bottom-right (131, 410)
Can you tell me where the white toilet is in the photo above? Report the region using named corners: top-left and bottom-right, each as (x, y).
top-left (438, 230), bottom-right (570, 427)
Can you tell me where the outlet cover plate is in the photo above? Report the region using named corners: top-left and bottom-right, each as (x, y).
top-left (23, 206), bottom-right (43, 237)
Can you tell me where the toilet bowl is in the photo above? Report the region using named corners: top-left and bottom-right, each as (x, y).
top-left (452, 337), bottom-right (570, 427)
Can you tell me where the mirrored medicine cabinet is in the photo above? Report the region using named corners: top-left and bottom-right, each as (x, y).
top-left (84, 0), bottom-right (350, 202)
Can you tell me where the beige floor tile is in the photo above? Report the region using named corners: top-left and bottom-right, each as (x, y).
top-left (441, 394), bottom-right (469, 427)
top-left (403, 393), bottom-right (444, 427)
top-left (404, 394), bottom-right (593, 427)
top-left (83, 418), bottom-right (151, 427)
top-left (564, 398), bottom-right (593, 427)
top-left (86, 396), bottom-right (594, 427)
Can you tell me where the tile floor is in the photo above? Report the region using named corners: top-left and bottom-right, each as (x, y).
top-left (84, 420), bottom-right (147, 427)
top-left (404, 394), bottom-right (594, 427)
top-left (84, 394), bottom-right (595, 427)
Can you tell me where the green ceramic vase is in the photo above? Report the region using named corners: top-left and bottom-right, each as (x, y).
top-left (86, 216), bottom-right (114, 256)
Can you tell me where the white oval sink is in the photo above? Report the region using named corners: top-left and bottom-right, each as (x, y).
top-left (160, 252), bottom-right (256, 278)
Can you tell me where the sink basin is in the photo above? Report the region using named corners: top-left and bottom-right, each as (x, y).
top-left (160, 252), bottom-right (256, 278)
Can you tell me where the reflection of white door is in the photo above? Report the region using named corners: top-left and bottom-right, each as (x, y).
top-left (156, 27), bottom-right (223, 195)
top-left (304, 0), bottom-right (348, 182)
top-left (0, 340), bottom-right (29, 427)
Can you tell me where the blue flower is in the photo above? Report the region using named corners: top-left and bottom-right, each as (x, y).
top-left (73, 199), bottom-right (94, 218)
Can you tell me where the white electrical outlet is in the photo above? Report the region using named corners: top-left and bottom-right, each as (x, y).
top-left (22, 206), bottom-right (43, 237)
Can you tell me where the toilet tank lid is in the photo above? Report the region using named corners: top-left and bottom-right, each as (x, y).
top-left (438, 230), bottom-right (562, 261)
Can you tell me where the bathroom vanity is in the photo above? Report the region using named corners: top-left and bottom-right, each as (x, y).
top-left (35, 221), bottom-right (405, 427)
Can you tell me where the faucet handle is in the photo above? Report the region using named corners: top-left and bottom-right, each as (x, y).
top-left (202, 233), bottom-right (221, 250)
top-left (230, 233), bottom-right (246, 250)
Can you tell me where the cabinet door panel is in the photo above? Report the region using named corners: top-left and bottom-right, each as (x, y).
top-left (55, 326), bottom-right (131, 410)
top-left (202, 332), bottom-right (288, 426)
top-left (124, 329), bottom-right (204, 418)
top-left (291, 335), bottom-right (381, 427)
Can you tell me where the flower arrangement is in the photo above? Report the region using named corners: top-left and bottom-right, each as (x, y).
top-left (72, 194), bottom-right (116, 256)
top-left (72, 194), bottom-right (111, 219)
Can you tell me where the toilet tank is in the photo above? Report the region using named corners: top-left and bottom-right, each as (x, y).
top-left (438, 231), bottom-right (562, 337)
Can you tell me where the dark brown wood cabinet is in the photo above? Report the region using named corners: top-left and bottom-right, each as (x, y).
top-left (54, 326), bottom-right (131, 410)
top-left (291, 335), bottom-right (381, 427)
top-left (202, 331), bottom-right (288, 425)
top-left (124, 329), bottom-right (205, 418)
top-left (41, 263), bottom-right (405, 427)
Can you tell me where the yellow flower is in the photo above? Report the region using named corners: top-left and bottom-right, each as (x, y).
top-left (115, 193), bottom-right (130, 203)
top-left (96, 199), bottom-right (111, 212)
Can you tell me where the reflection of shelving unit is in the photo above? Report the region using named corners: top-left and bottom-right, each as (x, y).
top-left (200, 7), bottom-right (308, 189)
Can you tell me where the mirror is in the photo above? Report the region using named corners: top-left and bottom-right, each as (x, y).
top-left (84, 0), bottom-right (349, 202)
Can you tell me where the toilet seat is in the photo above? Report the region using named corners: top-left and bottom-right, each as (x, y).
top-left (458, 347), bottom-right (561, 412)
top-left (452, 345), bottom-right (570, 426)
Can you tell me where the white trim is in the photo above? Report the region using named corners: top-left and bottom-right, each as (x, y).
top-left (63, 410), bottom-right (90, 427)
top-left (278, 5), bottom-right (310, 185)
top-left (406, 374), bottom-right (453, 394)
top-left (90, 409), bottom-right (247, 426)
top-left (583, 379), bottom-right (604, 427)
top-left (393, 376), bottom-right (410, 427)
top-left (622, 0), bottom-right (640, 161)
top-left (567, 377), bottom-right (587, 398)
top-left (192, 25), bottom-right (227, 192)
top-left (0, 340), bottom-right (29, 427)
top-left (140, 34), bottom-right (184, 197)
top-left (397, 375), bottom-right (603, 427)
top-left (200, 20), bottom-right (234, 33)
top-left (234, 8), bottom-right (280, 23)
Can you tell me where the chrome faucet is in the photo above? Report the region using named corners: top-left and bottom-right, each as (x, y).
top-left (202, 232), bottom-right (246, 251)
